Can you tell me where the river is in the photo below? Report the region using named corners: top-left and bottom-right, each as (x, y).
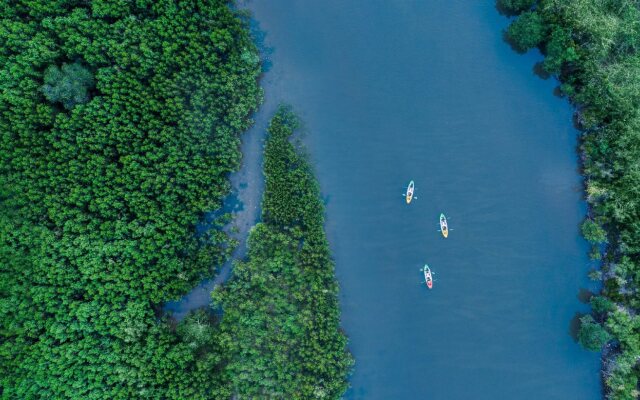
top-left (243, 1), bottom-right (602, 399)
top-left (168, 0), bottom-right (602, 398)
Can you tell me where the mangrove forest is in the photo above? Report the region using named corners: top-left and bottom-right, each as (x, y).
top-left (0, 0), bottom-right (263, 398)
top-left (4, 0), bottom-right (640, 398)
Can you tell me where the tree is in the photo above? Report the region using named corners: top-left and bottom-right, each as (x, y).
top-left (578, 315), bottom-right (611, 351)
top-left (496, 0), bottom-right (535, 16)
top-left (590, 296), bottom-right (614, 315)
top-left (505, 11), bottom-right (546, 53)
top-left (581, 219), bottom-right (608, 244)
top-left (542, 27), bottom-right (579, 75)
top-left (41, 62), bottom-right (94, 110)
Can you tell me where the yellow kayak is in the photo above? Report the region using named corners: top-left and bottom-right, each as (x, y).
top-left (406, 180), bottom-right (414, 204)
top-left (440, 213), bottom-right (448, 238)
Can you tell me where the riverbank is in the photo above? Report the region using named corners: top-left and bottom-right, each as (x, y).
top-left (503, 1), bottom-right (640, 398)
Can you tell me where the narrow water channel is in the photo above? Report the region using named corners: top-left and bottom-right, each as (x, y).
top-left (242, 1), bottom-right (601, 399)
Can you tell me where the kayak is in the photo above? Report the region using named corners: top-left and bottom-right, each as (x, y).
top-left (423, 264), bottom-right (433, 289)
top-left (406, 180), bottom-right (415, 204)
top-left (440, 213), bottom-right (448, 238)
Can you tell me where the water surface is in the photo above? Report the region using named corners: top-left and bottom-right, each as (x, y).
top-left (244, 1), bottom-right (601, 399)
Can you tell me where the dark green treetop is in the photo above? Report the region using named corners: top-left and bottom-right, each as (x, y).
top-left (505, 11), bottom-right (546, 53)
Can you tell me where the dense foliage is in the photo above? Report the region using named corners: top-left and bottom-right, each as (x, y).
top-left (579, 315), bottom-right (613, 351)
top-left (502, 1), bottom-right (640, 398)
top-left (496, 0), bottom-right (535, 16)
top-left (42, 62), bottom-right (94, 110)
top-left (505, 11), bottom-right (546, 53)
top-left (213, 108), bottom-right (353, 399)
top-left (0, 0), bottom-right (261, 398)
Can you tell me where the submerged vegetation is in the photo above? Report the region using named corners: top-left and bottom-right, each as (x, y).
top-left (0, 0), bottom-right (261, 397)
top-left (501, 0), bottom-right (640, 398)
top-left (213, 108), bottom-right (353, 399)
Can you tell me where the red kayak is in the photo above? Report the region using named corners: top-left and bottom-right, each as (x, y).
top-left (423, 264), bottom-right (433, 289)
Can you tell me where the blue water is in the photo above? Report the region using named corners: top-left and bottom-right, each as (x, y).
top-left (241, 1), bottom-right (602, 399)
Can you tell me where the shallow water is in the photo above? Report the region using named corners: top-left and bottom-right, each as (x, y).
top-left (241, 1), bottom-right (602, 399)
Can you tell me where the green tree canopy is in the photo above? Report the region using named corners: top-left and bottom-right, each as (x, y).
top-left (581, 219), bottom-right (608, 244)
top-left (505, 11), bottom-right (546, 53)
top-left (0, 0), bottom-right (261, 398)
top-left (213, 108), bottom-right (353, 399)
top-left (578, 315), bottom-right (611, 351)
top-left (41, 62), bottom-right (94, 109)
top-left (591, 296), bottom-right (615, 315)
top-left (496, 0), bottom-right (536, 16)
